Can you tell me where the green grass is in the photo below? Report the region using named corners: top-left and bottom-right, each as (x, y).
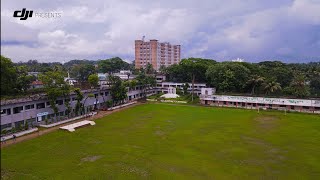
top-left (1, 103), bottom-right (320, 179)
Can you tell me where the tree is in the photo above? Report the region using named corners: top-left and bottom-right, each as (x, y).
top-left (145, 63), bottom-right (155, 74)
top-left (182, 83), bottom-right (189, 95)
top-left (289, 74), bottom-right (310, 98)
top-left (206, 62), bottom-right (250, 93)
top-left (1, 56), bottom-right (17, 95)
top-left (39, 70), bottom-right (70, 121)
top-left (136, 72), bottom-right (156, 98)
top-left (88, 74), bottom-right (99, 88)
top-left (180, 58), bottom-right (216, 101)
top-left (15, 66), bottom-right (35, 93)
top-left (70, 64), bottom-right (95, 83)
top-left (263, 80), bottom-right (282, 95)
top-left (98, 57), bottom-right (130, 74)
top-left (74, 88), bottom-right (84, 116)
top-left (247, 75), bottom-right (265, 95)
top-left (109, 75), bottom-right (127, 105)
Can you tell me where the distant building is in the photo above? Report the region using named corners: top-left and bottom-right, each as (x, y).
top-left (64, 78), bottom-right (77, 86)
top-left (64, 72), bottom-right (78, 86)
top-left (30, 80), bottom-right (44, 89)
top-left (27, 72), bottom-right (40, 78)
top-left (135, 38), bottom-right (181, 71)
top-left (98, 73), bottom-right (108, 87)
top-left (231, 58), bottom-right (245, 62)
top-left (199, 89), bottom-right (320, 114)
top-left (156, 82), bottom-right (208, 95)
top-left (113, 70), bottom-right (136, 80)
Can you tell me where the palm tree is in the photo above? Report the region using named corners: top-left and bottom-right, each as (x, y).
top-left (264, 81), bottom-right (282, 95)
top-left (290, 74), bottom-right (310, 97)
top-left (247, 75), bottom-right (265, 95)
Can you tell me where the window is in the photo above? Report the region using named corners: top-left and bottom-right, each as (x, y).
top-left (72, 97), bottom-right (76, 101)
top-left (1, 108), bottom-right (11, 115)
top-left (100, 92), bottom-right (104, 96)
top-left (56, 100), bottom-right (63, 105)
top-left (280, 105), bottom-right (286, 108)
top-left (105, 92), bottom-right (109, 96)
top-left (36, 103), bottom-right (45, 109)
top-left (25, 104), bottom-right (35, 110)
top-left (13, 106), bottom-right (23, 114)
top-left (94, 94), bottom-right (98, 98)
top-left (46, 101), bottom-right (50, 106)
top-left (303, 106), bottom-right (309, 110)
top-left (1, 123), bottom-right (12, 130)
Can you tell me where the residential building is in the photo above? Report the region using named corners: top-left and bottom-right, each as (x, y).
top-left (135, 39), bottom-right (181, 71)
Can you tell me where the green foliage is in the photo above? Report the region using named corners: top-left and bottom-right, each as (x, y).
top-left (106, 100), bottom-right (113, 108)
top-left (1, 129), bottom-right (7, 136)
top-left (288, 74), bottom-right (310, 98)
top-left (70, 64), bottom-right (96, 82)
top-left (263, 80), bottom-right (282, 95)
top-left (247, 75), bottom-right (265, 95)
top-left (39, 70), bottom-right (70, 118)
top-left (206, 62), bottom-right (250, 92)
top-left (88, 74), bottom-right (99, 88)
top-left (182, 83), bottom-right (189, 94)
top-left (24, 121), bottom-right (29, 130)
top-left (98, 57), bottom-right (130, 74)
top-left (109, 76), bottom-right (128, 105)
top-left (74, 88), bottom-right (84, 116)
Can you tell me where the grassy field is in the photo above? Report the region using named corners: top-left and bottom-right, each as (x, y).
top-left (1, 103), bottom-right (320, 179)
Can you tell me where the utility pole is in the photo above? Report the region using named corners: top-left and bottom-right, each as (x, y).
top-left (191, 74), bottom-right (195, 102)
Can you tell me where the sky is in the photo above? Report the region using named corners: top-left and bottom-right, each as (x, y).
top-left (1, 0), bottom-right (320, 63)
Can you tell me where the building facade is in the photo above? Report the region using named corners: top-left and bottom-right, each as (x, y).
top-left (156, 82), bottom-right (209, 95)
top-left (135, 39), bottom-right (181, 71)
top-left (200, 88), bottom-right (320, 114)
top-left (1, 87), bottom-right (156, 131)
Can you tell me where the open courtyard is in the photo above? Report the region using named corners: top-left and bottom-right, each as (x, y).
top-left (1, 103), bottom-right (320, 179)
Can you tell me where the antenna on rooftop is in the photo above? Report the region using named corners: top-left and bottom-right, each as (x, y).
top-left (142, 35), bottom-right (145, 41)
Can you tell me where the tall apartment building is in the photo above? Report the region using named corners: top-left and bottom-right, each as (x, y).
top-left (135, 39), bottom-right (181, 71)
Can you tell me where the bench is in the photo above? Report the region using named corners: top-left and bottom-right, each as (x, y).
top-left (59, 120), bottom-right (96, 132)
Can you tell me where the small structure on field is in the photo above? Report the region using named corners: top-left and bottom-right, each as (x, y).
top-left (160, 87), bottom-right (180, 98)
top-left (60, 120), bottom-right (96, 132)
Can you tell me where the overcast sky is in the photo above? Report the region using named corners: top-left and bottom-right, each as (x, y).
top-left (1, 0), bottom-right (320, 63)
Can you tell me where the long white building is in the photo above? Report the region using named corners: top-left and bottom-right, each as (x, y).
top-left (200, 88), bottom-right (320, 114)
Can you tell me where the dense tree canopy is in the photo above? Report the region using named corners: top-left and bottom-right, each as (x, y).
top-left (98, 57), bottom-right (131, 74)
top-left (1, 55), bottom-right (319, 99)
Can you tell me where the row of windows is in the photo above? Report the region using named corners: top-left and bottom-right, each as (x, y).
top-left (1, 91), bottom-right (110, 116)
top-left (210, 101), bottom-right (320, 110)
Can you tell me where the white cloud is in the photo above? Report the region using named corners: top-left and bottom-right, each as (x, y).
top-left (1, 0), bottom-right (319, 63)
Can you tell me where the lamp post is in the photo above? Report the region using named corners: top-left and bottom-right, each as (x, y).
top-left (282, 100), bottom-right (286, 115)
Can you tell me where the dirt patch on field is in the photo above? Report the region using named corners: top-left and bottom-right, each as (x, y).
top-left (255, 116), bottom-right (279, 130)
top-left (81, 155), bottom-right (103, 162)
top-left (241, 136), bottom-right (286, 164)
top-left (115, 162), bottom-right (150, 177)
